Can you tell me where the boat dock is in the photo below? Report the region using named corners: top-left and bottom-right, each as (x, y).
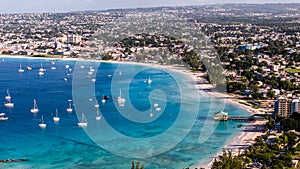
top-left (228, 116), bottom-right (250, 121)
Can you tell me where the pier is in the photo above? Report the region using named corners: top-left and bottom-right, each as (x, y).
top-left (228, 116), bottom-right (250, 121)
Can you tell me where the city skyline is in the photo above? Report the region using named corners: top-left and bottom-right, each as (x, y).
top-left (1, 0), bottom-right (299, 13)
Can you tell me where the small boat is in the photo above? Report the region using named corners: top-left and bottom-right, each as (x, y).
top-left (0, 117), bottom-right (9, 121)
top-left (30, 99), bottom-right (39, 113)
top-left (91, 78), bottom-right (96, 82)
top-left (39, 62), bottom-right (46, 72)
top-left (64, 78), bottom-right (68, 81)
top-left (38, 71), bottom-right (44, 76)
top-left (53, 109), bottom-right (60, 122)
top-left (107, 74), bottom-right (112, 77)
top-left (0, 113), bottom-right (5, 116)
top-left (117, 89), bottom-right (125, 107)
top-left (65, 65), bottom-right (70, 69)
top-left (153, 103), bottom-right (159, 107)
top-left (94, 100), bottom-right (100, 108)
top-left (18, 64), bottom-right (25, 73)
top-left (39, 115), bottom-right (46, 128)
top-left (80, 65), bottom-right (85, 69)
top-left (66, 101), bottom-right (73, 113)
top-left (96, 110), bottom-right (101, 121)
top-left (147, 76), bottom-right (152, 84)
top-left (104, 96), bottom-right (110, 100)
top-left (101, 95), bottom-right (106, 103)
top-left (155, 107), bottom-right (161, 111)
top-left (149, 109), bottom-right (154, 118)
top-left (88, 71), bottom-right (93, 75)
top-left (51, 66), bottom-right (56, 70)
top-left (89, 68), bottom-right (95, 72)
top-left (51, 61), bottom-right (55, 65)
top-left (78, 113), bottom-right (88, 127)
top-left (26, 66), bottom-right (32, 70)
top-left (4, 100), bottom-right (14, 108)
top-left (5, 89), bottom-right (11, 101)
top-left (119, 70), bottom-right (122, 75)
top-left (1, 58), bottom-right (4, 63)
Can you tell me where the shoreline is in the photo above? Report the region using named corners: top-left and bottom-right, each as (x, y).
top-left (2, 54), bottom-right (267, 169)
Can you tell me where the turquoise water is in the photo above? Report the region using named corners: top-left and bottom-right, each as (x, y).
top-left (0, 57), bottom-right (248, 169)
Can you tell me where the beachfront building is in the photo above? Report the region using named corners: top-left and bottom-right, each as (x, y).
top-left (214, 111), bottom-right (228, 121)
top-left (292, 99), bottom-right (300, 113)
top-left (274, 97), bottom-right (300, 117)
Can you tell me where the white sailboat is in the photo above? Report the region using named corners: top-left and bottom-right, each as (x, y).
top-left (149, 109), bottom-right (154, 118)
top-left (94, 100), bottom-right (100, 108)
top-left (5, 89), bottom-right (11, 101)
top-left (0, 113), bottom-right (5, 116)
top-left (147, 76), bottom-right (152, 84)
top-left (66, 101), bottom-right (73, 113)
top-left (30, 99), bottom-right (39, 113)
top-left (4, 100), bottom-right (14, 108)
top-left (39, 115), bottom-right (46, 128)
top-left (18, 64), bottom-right (25, 73)
top-left (117, 89), bottom-right (125, 107)
top-left (96, 109), bottom-right (102, 121)
top-left (38, 71), bottom-right (44, 76)
top-left (39, 62), bottom-right (46, 72)
top-left (53, 109), bottom-right (60, 122)
top-left (78, 113), bottom-right (88, 127)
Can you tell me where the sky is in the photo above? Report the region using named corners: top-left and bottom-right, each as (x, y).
top-left (0, 0), bottom-right (299, 13)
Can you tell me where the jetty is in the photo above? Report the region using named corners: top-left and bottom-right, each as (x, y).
top-left (214, 111), bottom-right (264, 122)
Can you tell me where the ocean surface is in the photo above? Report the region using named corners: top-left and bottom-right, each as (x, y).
top-left (0, 57), bottom-right (249, 169)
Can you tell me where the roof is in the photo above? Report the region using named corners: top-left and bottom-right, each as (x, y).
top-left (214, 111), bottom-right (228, 116)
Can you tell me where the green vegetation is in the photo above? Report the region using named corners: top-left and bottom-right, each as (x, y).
top-left (286, 68), bottom-right (300, 74)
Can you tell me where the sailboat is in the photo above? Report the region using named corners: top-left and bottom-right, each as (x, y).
top-left (39, 115), bottom-right (46, 128)
top-left (94, 100), bottom-right (100, 108)
top-left (30, 99), bottom-right (39, 113)
top-left (149, 109), bottom-right (154, 118)
top-left (5, 89), bottom-right (11, 101)
top-left (18, 64), bottom-right (25, 73)
top-left (53, 109), bottom-right (60, 122)
top-left (66, 101), bottom-right (73, 113)
top-left (78, 113), bottom-right (88, 127)
top-left (96, 109), bottom-right (101, 121)
top-left (147, 76), bottom-right (152, 84)
top-left (39, 62), bottom-right (46, 72)
top-left (117, 89), bottom-right (125, 107)
top-left (2, 58), bottom-right (4, 63)
top-left (4, 99), bottom-right (14, 108)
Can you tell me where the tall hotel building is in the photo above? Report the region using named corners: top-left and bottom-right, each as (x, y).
top-left (274, 97), bottom-right (300, 117)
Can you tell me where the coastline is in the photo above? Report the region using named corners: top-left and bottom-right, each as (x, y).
top-left (2, 54), bottom-right (267, 169)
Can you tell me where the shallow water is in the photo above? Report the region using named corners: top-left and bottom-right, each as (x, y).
top-left (0, 57), bottom-right (248, 169)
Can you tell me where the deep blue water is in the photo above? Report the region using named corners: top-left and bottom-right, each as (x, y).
top-left (0, 57), bottom-right (248, 169)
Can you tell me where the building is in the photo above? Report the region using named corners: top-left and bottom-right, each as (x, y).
top-left (274, 97), bottom-right (300, 117)
top-left (214, 111), bottom-right (228, 121)
top-left (67, 35), bottom-right (82, 44)
top-left (292, 99), bottom-right (300, 113)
